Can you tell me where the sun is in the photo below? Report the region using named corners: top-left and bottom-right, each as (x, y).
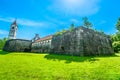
top-left (64, 0), bottom-right (83, 5)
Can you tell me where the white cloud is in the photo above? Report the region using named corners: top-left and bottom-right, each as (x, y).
top-left (70, 19), bottom-right (79, 23)
top-left (0, 17), bottom-right (14, 23)
top-left (45, 16), bottom-right (66, 25)
top-left (0, 17), bottom-right (47, 27)
top-left (0, 30), bottom-right (8, 35)
top-left (17, 18), bottom-right (45, 27)
top-left (48, 0), bottom-right (100, 16)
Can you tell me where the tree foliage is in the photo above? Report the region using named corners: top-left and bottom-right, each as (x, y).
top-left (0, 38), bottom-right (7, 50)
top-left (116, 18), bottom-right (120, 31)
top-left (55, 23), bottom-right (75, 36)
top-left (111, 33), bottom-right (120, 52)
top-left (112, 41), bottom-right (120, 52)
top-left (69, 23), bottom-right (75, 31)
top-left (82, 17), bottom-right (93, 28)
top-left (55, 29), bottom-right (67, 36)
top-left (111, 17), bottom-right (120, 52)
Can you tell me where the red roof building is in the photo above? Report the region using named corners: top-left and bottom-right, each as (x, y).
top-left (34, 35), bottom-right (53, 43)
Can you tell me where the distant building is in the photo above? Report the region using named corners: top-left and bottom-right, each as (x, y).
top-left (31, 35), bottom-right (52, 53)
top-left (8, 20), bottom-right (18, 39)
top-left (32, 34), bottom-right (40, 42)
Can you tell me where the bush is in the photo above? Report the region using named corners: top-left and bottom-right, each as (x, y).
top-left (112, 41), bottom-right (120, 52)
top-left (0, 38), bottom-right (7, 50)
top-left (55, 29), bottom-right (67, 36)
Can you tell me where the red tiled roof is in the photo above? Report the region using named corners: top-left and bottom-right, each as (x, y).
top-left (12, 20), bottom-right (18, 27)
top-left (34, 35), bottom-right (53, 43)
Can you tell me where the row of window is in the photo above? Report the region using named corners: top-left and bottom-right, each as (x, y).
top-left (32, 39), bottom-right (51, 47)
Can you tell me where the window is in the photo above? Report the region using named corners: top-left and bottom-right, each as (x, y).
top-left (12, 27), bottom-right (14, 29)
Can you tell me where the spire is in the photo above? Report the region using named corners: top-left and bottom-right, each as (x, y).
top-left (12, 19), bottom-right (18, 28)
top-left (13, 19), bottom-right (17, 25)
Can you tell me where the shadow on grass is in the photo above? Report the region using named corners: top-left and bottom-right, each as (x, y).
top-left (0, 50), bottom-right (11, 55)
top-left (95, 54), bottom-right (120, 58)
top-left (44, 54), bottom-right (99, 63)
top-left (44, 53), bottom-right (120, 63)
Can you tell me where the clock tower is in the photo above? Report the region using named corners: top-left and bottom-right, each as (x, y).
top-left (8, 20), bottom-right (18, 39)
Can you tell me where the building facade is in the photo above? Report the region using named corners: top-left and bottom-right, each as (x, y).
top-left (31, 35), bottom-right (52, 53)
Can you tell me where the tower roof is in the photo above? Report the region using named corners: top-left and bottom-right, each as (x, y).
top-left (13, 20), bottom-right (17, 25)
top-left (12, 20), bottom-right (18, 27)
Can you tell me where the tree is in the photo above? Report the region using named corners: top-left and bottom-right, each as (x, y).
top-left (112, 41), bottom-right (120, 52)
top-left (82, 17), bottom-right (93, 28)
top-left (114, 18), bottom-right (120, 42)
top-left (62, 29), bottom-right (67, 33)
top-left (116, 18), bottom-right (120, 31)
top-left (55, 29), bottom-right (67, 36)
top-left (0, 37), bottom-right (7, 50)
top-left (69, 23), bottom-right (75, 31)
top-left (111, 17), bottom-right (120, 52)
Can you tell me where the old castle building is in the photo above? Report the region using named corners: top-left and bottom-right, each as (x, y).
top-left (4, 20), bottom-right (114, 56)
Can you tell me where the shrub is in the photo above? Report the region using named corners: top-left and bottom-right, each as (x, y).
top-left (55, 29), bottom-right (67, 36)
top-left (0, 38), bottom-right (7, 50)
top-left (112, 41), bottom-right (120, 52)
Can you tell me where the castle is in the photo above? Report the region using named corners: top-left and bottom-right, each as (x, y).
top-left (3, 20), bottom-right (114, 56)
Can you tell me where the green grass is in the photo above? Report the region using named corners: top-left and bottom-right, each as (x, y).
top-left (0, 50), bottom-right (120, 80)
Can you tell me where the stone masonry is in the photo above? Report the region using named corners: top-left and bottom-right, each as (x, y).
top-left (3, 39), bottom-right (32, 52)
top-left (50, 27), bottom-right (114, 56)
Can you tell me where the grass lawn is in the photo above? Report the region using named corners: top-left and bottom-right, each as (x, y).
top-left (0, 50), bottom-right (120, 80)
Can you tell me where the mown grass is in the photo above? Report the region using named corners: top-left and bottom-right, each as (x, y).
top-left (0, 50), bottom-right (120, 80)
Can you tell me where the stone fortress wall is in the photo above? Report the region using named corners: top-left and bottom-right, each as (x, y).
top-left (51, 27), bottom-right (114, 56)
top-left (3, 39), bottom-right (31, 52)
top-left (4, 26), bottom-right (114, 56)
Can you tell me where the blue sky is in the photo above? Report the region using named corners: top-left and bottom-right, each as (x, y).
top-left (0, 0), bottom-right (120, 39)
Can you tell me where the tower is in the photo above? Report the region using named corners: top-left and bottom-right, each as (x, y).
top-left (32, 34), bottom-right (40, 42)
top-left (8, 20), bottom-right (18, 39)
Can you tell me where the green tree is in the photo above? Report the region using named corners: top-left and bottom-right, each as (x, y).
top-left (82, 17), bottom-right (93, 28)
top-left (112, 41), bottom-right (120, 52)
top-left (69, 23), bottom-right (75, 31)
top-left (55, 29), bottom-right (67, 36)
top-left (62, 29), bottom-right (67, 33)
top-left (55, 31), bottom-right (61, 35)
top-left (0, 37), bottom-right (7, 50)
top-left (116, 18), bottom-right (120, 31)
top-left (110, 17), bottom-right (120, 52)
